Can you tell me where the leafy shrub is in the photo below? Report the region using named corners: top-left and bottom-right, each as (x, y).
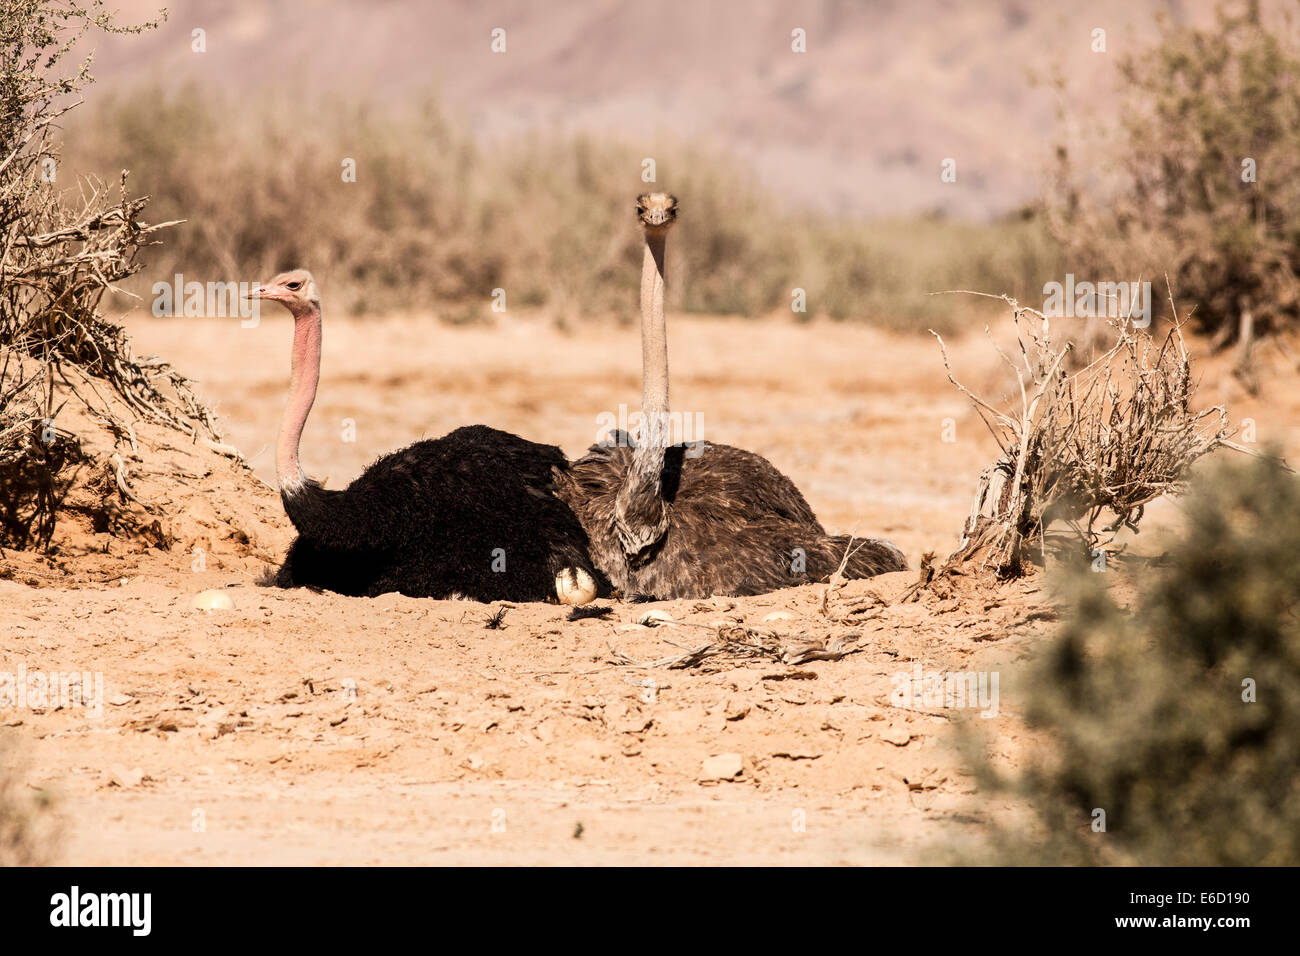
top-left (1046, 1), bottom-right (1300, 345)
top-left (970, 454), bottom-right (1300, 864)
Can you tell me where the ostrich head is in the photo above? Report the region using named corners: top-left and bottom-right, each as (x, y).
top-left (247, 269), bottom-right (320, 317)
top-left (636, 193), bottom-right (678, 230)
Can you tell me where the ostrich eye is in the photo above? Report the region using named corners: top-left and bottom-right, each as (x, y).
top-left (286, 281), bottom-right (302, 290)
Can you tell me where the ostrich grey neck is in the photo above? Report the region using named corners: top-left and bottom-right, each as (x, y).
top-left (614, 227), bottom-right (673, 557)
top-left (639, 229), bottom-right (669, 426)
top-left (277, 303), bottom-right (321, 497)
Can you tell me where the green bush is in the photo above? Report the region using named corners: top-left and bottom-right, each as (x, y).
top-left (970, 453), bottom-right (1300, 864)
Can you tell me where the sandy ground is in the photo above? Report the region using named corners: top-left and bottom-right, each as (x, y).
top-left (3, 308), bottom-right (1297, 865)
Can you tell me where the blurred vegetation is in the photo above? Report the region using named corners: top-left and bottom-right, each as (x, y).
top-left (0, 741), bottom-right (58, 865)
top-left (1045, 0), bottom-right (1300, 346)
top-left (965, 453), bottom-right (1300, 865)
top-left (61, 86), bottom-right (1062, 329)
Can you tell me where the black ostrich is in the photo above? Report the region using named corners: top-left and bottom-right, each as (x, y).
top-left (248, 270), bottom-right (605, 603)
top-left (552, 194), bottom-right (907, 600)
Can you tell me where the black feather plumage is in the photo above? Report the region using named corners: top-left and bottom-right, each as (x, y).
top-left (277, 425), bottom-right (609, 602)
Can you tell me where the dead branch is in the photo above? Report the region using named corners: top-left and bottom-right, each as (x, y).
top-left (609, 623), bottom-right (863, 670)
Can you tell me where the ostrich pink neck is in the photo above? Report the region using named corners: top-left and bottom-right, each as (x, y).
top-left (277, 303), bottom-right (321, 495)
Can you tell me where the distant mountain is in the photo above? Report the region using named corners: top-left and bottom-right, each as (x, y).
top-left (84, 0), bottom-right (1218, 219)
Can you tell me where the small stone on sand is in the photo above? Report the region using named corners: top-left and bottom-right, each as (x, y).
top-left (700, 752), bottom-right (744, 781)
top-left (191, 589), bottom-right (234, 611)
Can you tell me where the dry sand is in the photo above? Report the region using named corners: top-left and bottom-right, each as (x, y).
top-left (2, 309), bottom-right (1296, 864)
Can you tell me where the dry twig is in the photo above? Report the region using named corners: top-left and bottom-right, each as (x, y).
top-left (609, 623), bottom-right (863, 670)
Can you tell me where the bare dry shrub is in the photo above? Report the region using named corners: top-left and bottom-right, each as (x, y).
top-left (935, 290), bottom-right (1241, 577)
top-left (0, 2), bottom-right (219, 549)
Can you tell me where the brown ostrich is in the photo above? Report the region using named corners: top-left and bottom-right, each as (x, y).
top-left (553, 194), bottom-right (906, 600)
top-left (248, 270), bottom-right (603, 603)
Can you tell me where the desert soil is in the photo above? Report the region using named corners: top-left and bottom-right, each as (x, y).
top-left (2, 309), bottom-right (1296, 865)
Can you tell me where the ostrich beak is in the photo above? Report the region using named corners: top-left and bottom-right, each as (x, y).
top-left (246, 285), bottom-right (271, 300)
